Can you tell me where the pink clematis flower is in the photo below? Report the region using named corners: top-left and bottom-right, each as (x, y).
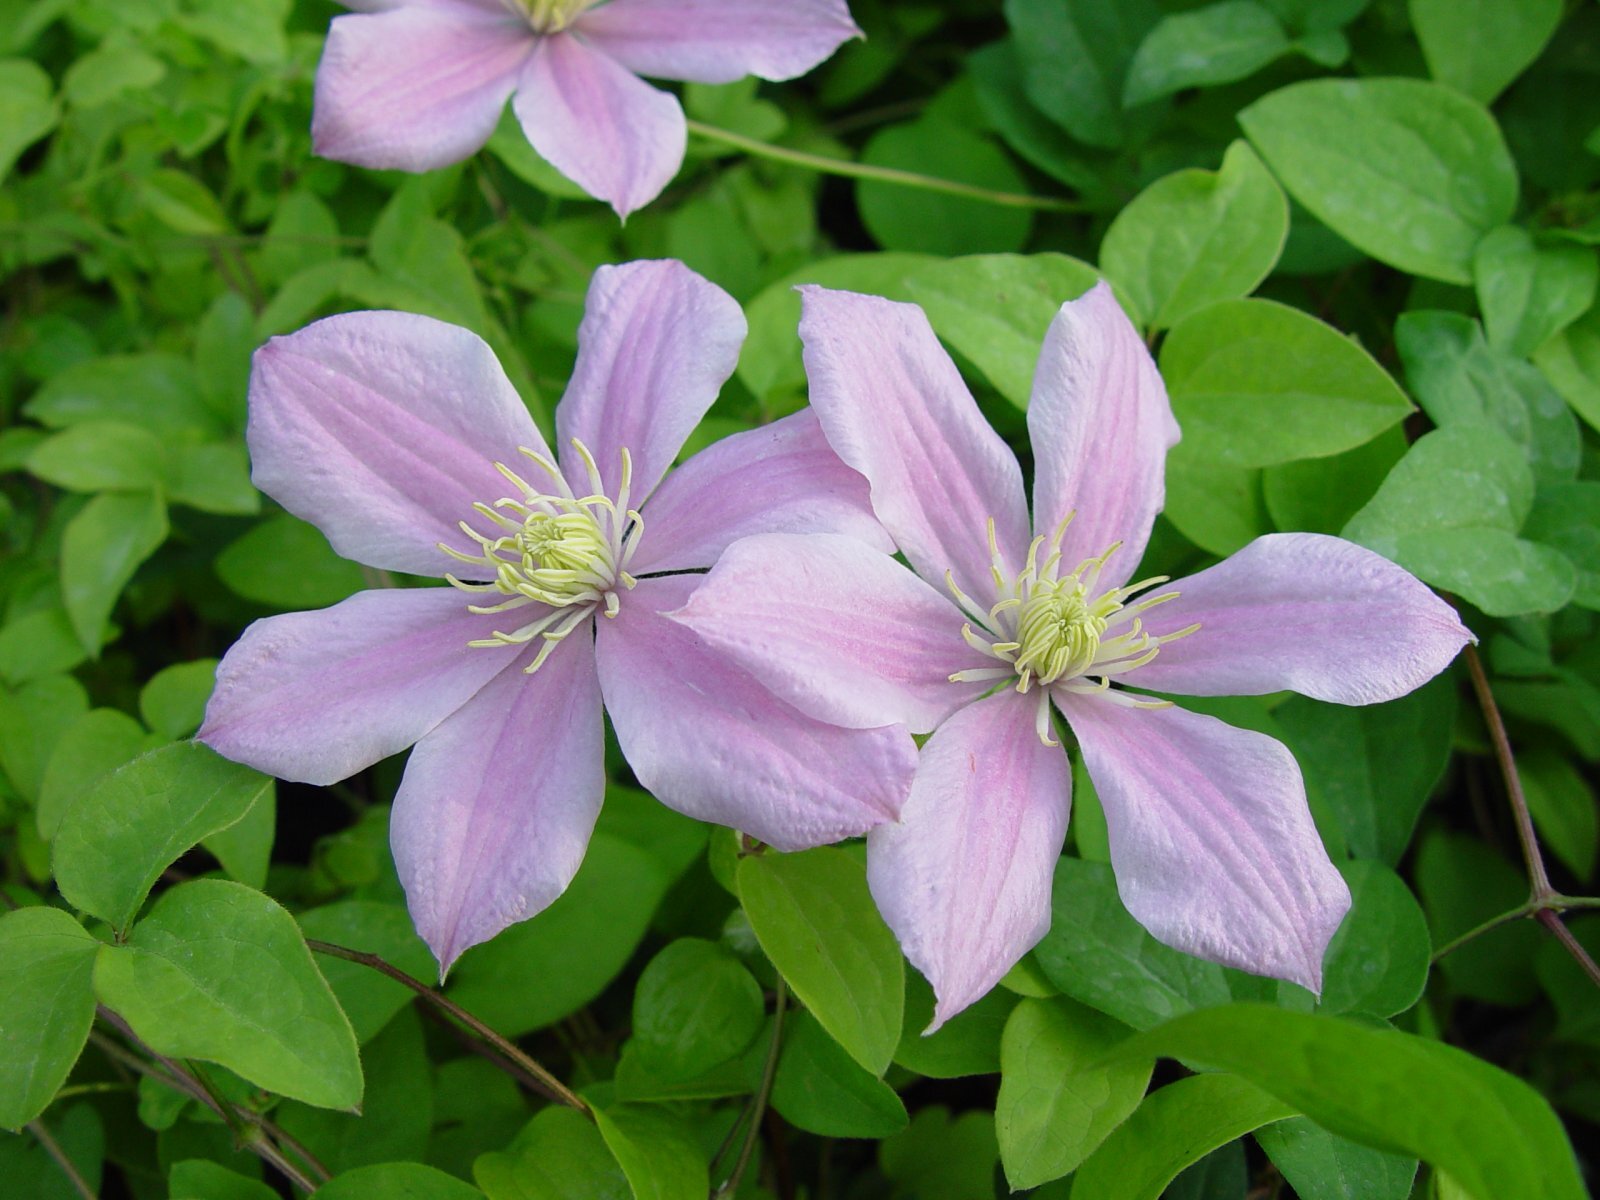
top-left (311, 0), bottom-right (861, 216)
top-left (672, 282), bottom-right (1474, 1027)
top-left (198, 260), bottom-right (913, 970)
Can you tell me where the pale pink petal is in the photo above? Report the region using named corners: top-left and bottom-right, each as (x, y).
top-left (392, 625), bottom-right (604, 971)
top-left (799, 286), bottom-right (1030, 607)
top-left (1028, 282), bottom-right (1179, 590)
top-left (1128, 533), bottom-right (1473, 705)
top-left (553, 260), bottom-right (744, 501)
top-left (629, 409), bottom-right (890, 575)
top-left (312, 6), bottom-right (533, 172)
top-left (669, 533), bottom-right (991, 735)
top-left (868, 689), bottom-right (1070, 1030)
top-left (248, 311), bottom-right (546, 577)
top-left (198, 588), bottom-right (520, 785)
top-left (598, 575), bottom-right (913, 849)
top-left (1059, 695), bottom-right (1351, 992)
top-left (513, 33), bottom-right (686, 217)
top-left (575, 0), bottom-right (859, 83)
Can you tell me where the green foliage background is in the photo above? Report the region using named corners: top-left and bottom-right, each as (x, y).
top-left (2, 0), bottom-right (1599, 1197)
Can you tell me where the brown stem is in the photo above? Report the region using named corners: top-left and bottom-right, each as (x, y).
top-left (27, 1119), bottom-right (97, 1200)
top-left (1464, 645), bottom-right (1553, 898)
top-left (1461, 644), bottom-right (1600, 993)
top-left (89, 1020), bottom-right (319, 1193)
top-left (714, 979), bottom-right (788, 1200)
top-left (1536, 909), bottom-right (1600, 990)
top-left (305, 939), bottom-right (589, 1114)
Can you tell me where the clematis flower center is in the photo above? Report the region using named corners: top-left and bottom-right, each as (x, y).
top-left (514, 0), bottom-right (596, 32)
top-left (945, 515), bottom-right (1199, 744)
top-left (441, 437), bottom-right (643, 674)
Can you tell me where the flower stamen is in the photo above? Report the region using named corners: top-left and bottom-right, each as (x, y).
top-left (442, 438), bottom-right (643, 671)
top-left (951, 512), bottom-right (1200, 741)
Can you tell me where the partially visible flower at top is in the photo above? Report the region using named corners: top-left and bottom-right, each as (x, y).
top-left (311, 0), bottom-right (861, 216)
top-left (198, 259), bottom-right (913, 972)
top-left (673, 282), bottom-right (1475, 1027)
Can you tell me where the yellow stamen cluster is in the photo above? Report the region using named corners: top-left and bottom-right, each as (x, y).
top-left (946, 514), bottom-right (1199, 744)
top-left (518, 0), bottom-right (595, 32)
top-left (442, 437), bottom-right (642, 675)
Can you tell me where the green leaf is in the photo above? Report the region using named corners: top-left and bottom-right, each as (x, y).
top-left (995, 996), bottom-right (1151, 1189)
top-left (25, 421), bottom-right (168, 493)
top-left (201, 782), bottom-right (276, 890)
top-left (53, 741), bottom-right (272, 934)
top-left (737, 847), bottom-right (903, 1076)
top-left (1519, 749), bottom-right (1598, 879)
top-left (0, 907), bottom-right (98, 1131)
top-left (1241, 79), bottom-right (1518, 283)
top-left (0, 606), bottom-right (88, 686)
top-left (737, 254), bottom-right (932, 406)
top-left (92, 879), bottom-right (362, 1109)
top-left (1473, 227), bottom-right (1598, 358)
top-left (139, 659), bottom-right (218, 740)
top-left (1274, 674), bottom-right (1456, 865)
top-left (894, 971), bottom-right (1014, 1079)
top-left (1536, 915), bottom-right (1600, 1047)
top-left (0, 1103), bottom-right (103, 1200)
top-left (255, 189), bottom-right (341, 286)
top-left (1263, 427), bottom-right (1406, 535)
top-left (321, 1162), bottom-right (484, 1200)
top-left (770, 1009), bottom-right (908, 1138)
top-left (1160, 299), bottom-right (1412, 467)
top-left (23, 354), bottom-right (218, 438)
top-left (1341, 421), bottom-right (1575, 616)
top-left (60, 489), bottom-right (168, 652)
top-left (1073, 1073), bottom-right (1295, 1200)
top-left (61, 40), bottom-right (164, 107)
top-left (138, 169), bottom-right (229, 237)
top-left (1524, 480), bottom-right (1600, 609)
top-left (175, 0), bottom-right (289, 64)
top-left (1124, 1), bottom-right (1291, 107)
top-left (1101, 141), bottom-right (1287, 330)
top-left (1031, 858), bottom-right (1231, 1030)
top-left (1162, 446), bottom-right (1269, 557)
top-left (0, 58), bottom-right (57, 183)
top-left (1395, 311), bottom-right (1580, 485)
top-left (1318, 860), bottom-right (1431, 1018)
top-left (879, 1107), bottom-right (999, 1200)
top-left (476, 1107), bottom-right (628, 1200)
top-left (1004, 0), bottom-right (1159, 147)
top-left (0, 674), bottom-right (88, 803)
top-left (447, 830), bottom-right (673, 1036)
top-left (1113, 1005), bottom-right (1587, 1200)
top-left (35, 707), bottom-right (154, 839)
top-left (168, 1159), bottom-right (281, 1200)
top-left (486, 108), bottom-right (590, 199)
top-left (168, 444), bottom-right (259, 515)
top-left (1256, 1117), bottom-right (1417, 1200)
top-left (299, 902), bottom-right (436, 1044)
top-left (1417, 829), bottom-right (1541, 1005)
top-left (592, 1105), bottom-right (708, 1200)
top-left (906, 252), bottom-right (1105, 408)
top-left (631, 938), bottom-right (764, 1082)
top-left (215, 513), bottom-right (366, 611)
top-left (1410, 0), bottom-right (1561, 104)
top-left (1534, 302), bottom-right (1600, 433)
top-left (276, 1009), bottom-right (432, 1175)
top-left (858, 118), bottom-right (1032, 255)
top-left (969, 39), bottom-right (1104, 196)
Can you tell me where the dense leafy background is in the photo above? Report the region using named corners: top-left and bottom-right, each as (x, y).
top-left (2, 0), bottom-right (1598, 1197)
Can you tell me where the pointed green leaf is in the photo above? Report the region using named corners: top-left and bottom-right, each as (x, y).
top-left (1241, 79), bottom-right (1517, 283)
top-left (996, 997), bottom-right (1151, 1189)
top-left (737, 847), bottom-right (903, 1075)
top-left (1072, 1073), bottom-right (1295, 1200)
top-left (53, 741), bottom-right (272, 933)
top-left (92, 880), bottom-right (362, 1109)
top-left (60, 489), bottom-right (168, 652)
top-left (1410, 0), bottom-right (1561, 104)
top-left (593, 1105), bottom-right (708, 1200)
top-left (0, 907), bottom-right (98, 1131)
top-left (1115, 1005), bottom-right (1586, 1200)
